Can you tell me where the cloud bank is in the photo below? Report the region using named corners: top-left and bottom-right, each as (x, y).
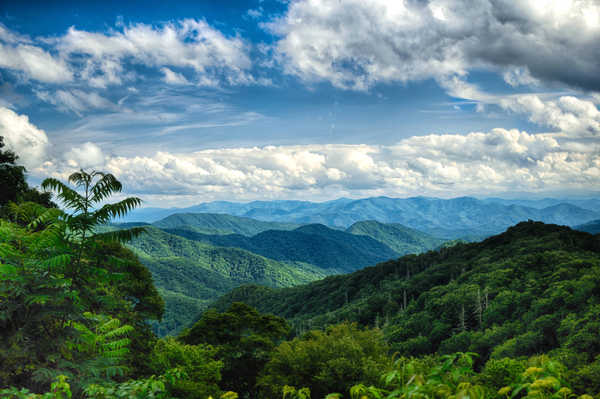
top-left (268, 0), bottom-right (600, 90)
top-left (31, 126), bottom-right (598, 204)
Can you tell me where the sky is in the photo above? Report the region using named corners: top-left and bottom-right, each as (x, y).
top-left (0, 0), bottom-right (599, 207)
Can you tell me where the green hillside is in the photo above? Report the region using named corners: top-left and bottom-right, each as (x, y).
top-left (346, 220), bottom-right (447, 254)
top-left (127, 226), bottom-right (329, 335)
top-left (210, 221), bottom-right (600, 365)
top-left (164, 223), bottom-right (399, 272)
top-left (153, 212), bottom-right (301, 235)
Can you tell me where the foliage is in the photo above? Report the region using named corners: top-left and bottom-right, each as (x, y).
top-left (0, 170), bottom-right (160, 394)
top-left (0, 375), bottom-right (72, 399)
top-left (0, 136), bottom-right (54, 212)
top-left (258, 322), bottom-right (391, 399)
top-left (211, 222), bottom-right (600, 372)
top-left (147, 337), bottom-right (222, 399)
top-left (182, 302), bottom-right (290, 398)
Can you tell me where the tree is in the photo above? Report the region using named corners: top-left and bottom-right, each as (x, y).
top-left (257, 322), bottom-right (391, 399)
top-left (0, 170), bottom-right (153, 392)
top-left (0, 136), bottom-right (55, 213)
top-left (0, 136), bottom-right (29, 208)
top-left (41, 170), bottom-right (143, 286)
top-left (181, 302), bottom-right (290, 398)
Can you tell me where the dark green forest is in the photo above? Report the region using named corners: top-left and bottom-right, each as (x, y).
top-left (1, 139), bottom-right (599, 398)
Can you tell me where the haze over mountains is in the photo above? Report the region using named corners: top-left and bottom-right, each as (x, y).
top-left (121, 196), bottom-right (600, 239)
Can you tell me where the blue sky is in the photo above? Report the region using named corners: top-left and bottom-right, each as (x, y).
top-left (0, 0), bottom-right (599, 206)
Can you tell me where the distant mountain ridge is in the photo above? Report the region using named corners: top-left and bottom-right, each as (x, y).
top-left (153, 213), bottom-right (301, 235)
top-left (163, 223), bottom-right (399, 272)
top-left (575, 219), bottom-right (600, 235)
top-left (347, 220), bottom-right (446, 255)
top-left (122, 196), bottom-right (600, 239)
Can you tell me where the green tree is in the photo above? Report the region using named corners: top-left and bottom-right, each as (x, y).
top-left (148, 337), bottom-right (222, 399)
top-left (0, 170), bottom-right (153, 393)
top-left (181, 302), bottom-right (290, 398)
top-left (257, 322), bottom-right (391, 399)
top-left (0, 136), bottom-right (27, 208)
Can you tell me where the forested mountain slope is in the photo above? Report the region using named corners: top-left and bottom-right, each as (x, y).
top-left (210, 221), bottom-right (600, 364)
top-left (127, 226), bottom-right (329, 335)
top-left (164, 223), bottom-right (399, 272)
top-left (346, 220), bottom-right (447, 255)
top-left (153, 212), bottom-right (301, 235)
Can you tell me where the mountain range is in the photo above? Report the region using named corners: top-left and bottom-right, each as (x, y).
top-left (119, 196), bottom-right (600, 239)
top-left (117, 213), bottom-right (445, 335)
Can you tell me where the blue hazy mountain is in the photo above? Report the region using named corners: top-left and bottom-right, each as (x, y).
top-left (122, 196), bottom-right (600, 239)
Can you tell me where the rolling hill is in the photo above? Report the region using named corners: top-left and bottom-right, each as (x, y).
top-left (153, 213), bottom-right (301, 235)
top-left (208, 221), bottom-right (600, 364)
top-left (125, 226), bottom-right (330, 335)
top-left (111, 214), bottom-right (448, 336)
top-left (346, 220), bottom-right (447, 255)
top-left (163, 223), bottom-right (399, 272)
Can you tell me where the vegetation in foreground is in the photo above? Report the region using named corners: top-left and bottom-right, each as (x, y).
top-left (0, 141), bottom-right (599, 398)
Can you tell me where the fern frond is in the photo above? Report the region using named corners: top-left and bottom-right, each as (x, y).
top-left (90, 173), bottom-right (122, 203)
top-left (94, 198), bottom-right (142, 225)
top-left (42, 178), bottom-right (85, 212)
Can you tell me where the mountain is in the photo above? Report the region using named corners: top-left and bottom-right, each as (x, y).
top-left (575, 219), bottom-right (600, 234)
top-left (208, 221), bottom-right (600, 362)
top-left (112, 215), bottom-right (444, 336)
top-left (346, 220), bottom-right (447, 255)
top-left (162, 223), bottom-right (399, 272)
top-left (120, 196), bottom-right (600, 239)
top-left (126, 226), bottom-right (330, 336)
top-left (482, 197), bottom-right (600, 212)
top-left (153, 213), bottom-right (301, 235)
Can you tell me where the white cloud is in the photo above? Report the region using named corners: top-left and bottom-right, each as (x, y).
top-left (0, 42), bottom-right (73, 83)
top-left (56, 19), bottom-right (253, 87)
top-left (64, 142), bottom-right (105, 168)
top-left (0, 107), bottom-right (49, 169)
top-left (35, 129), bottom-right (599, 202)
top-left (267, 0), bottom-right (600, 91)
top-left (160, 67), bottom-right (190, 85)
top-left (499, 95), bottom-right (600, 138)
top-left (0, 20), bottom-right (254, 88)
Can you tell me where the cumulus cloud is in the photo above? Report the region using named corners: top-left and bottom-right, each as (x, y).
top-left (499, 95), bottom-right (600, 138)
top-left (0, 107), bottom-right (49, 168)
top-left (0, 20), bottom-right (254, 88)
top-left (34, 129), bottom-right (599, 202)
top-left (267, 0), bottom-right (600, 90)
top-left (64, 142), bottom-right (105, 168)
top-left (56, 19), bottom-right (253, 88)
